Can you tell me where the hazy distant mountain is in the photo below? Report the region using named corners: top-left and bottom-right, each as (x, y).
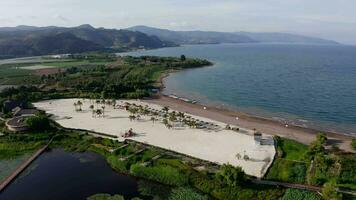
top-left (238, 32), bottom-right (339, 45)
top-left (127, 25), bottom-right (256, 44)
top-left (0, 32), bottom-right (101, 57)
top-left (128, 25), bottom-right (339, 45)
top-left (0, 24), bottom-right (174, 58)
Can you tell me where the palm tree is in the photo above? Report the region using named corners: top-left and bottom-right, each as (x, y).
top-left (102, 99), bottom-right (106, 104)
top-left (162, 106), bottom-right (169, 113)
top-left (101, 106), bottom-right (105, 117)
top-left (178, 112), bottom-right (185, 120)
top-left (129, 115), bottom-right (136, 121)
top-left (96, 109), bottom-right (103, 117)
top-left (150, 117), bottom-right (156, 124)
top-left (162, 118), bottom-right (169, 128)
top-left (89, 105), bottom-right (94, 117)
top-left (189, 120), bottom-right (197, 128)
top-left (73, 102), bottom-right (78, 111)
top-left (166, 124), bottom-right (173, 129)
top-left (169, 112), bottom-right (177, 121)
top-left (77, 100), bottom-right (83, 111)
top-left (95, 100), bottom-right (100, 109)
top-left (111, 99), bottom-right (116, 108)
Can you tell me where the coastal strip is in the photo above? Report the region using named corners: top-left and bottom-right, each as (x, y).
top-left (0, 138), bottom-right (53, 193)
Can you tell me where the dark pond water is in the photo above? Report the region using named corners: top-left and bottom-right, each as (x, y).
top-left (1, 149), bottom-right (152, 200)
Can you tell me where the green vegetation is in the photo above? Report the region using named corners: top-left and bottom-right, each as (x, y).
top-left (168, 187), bottom-right (208, 200)
top-left (0, 54), bottom-right (212, 102)
top-left (25, 113), bottom-right (51, 131)
top-left (352, 139), bottom-right (356, 151)
top-left (0, 133), bottom-right (50, 160)
top-left (130, 164), bottom-right (188, 186)
top-left (267, 134), bottom-right (356, 199)
top-left (267, 137), bottom-right (308, 183)
top-left (216, 164), bottom-right (246, 187)
top-left (279, 189), bottom-right (321, 200)
top-left (87, 194), bottom-right (125, 200)
top-left (322, 181), bottom-right (343, 200)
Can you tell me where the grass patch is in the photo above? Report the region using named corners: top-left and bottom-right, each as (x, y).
top-left (266, 159), bottom-right (306, 183)
top-left (279, 189), bottom-right (321, 200)
top-left (337, 154), bottom-right (356, 190)
top-left (130, 164), bottom-right (189, 186)
top-left (276, 137), bottom-right (308, 161)
top-left (266, 137), bottom-right (308, 183)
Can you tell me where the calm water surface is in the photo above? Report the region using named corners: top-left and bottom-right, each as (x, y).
top-left (124, 43), bottom-right (356, 134)
top-left (1, 149), bottom-right (150, 200)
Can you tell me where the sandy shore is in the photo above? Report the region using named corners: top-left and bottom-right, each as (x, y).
top-left (34, 98), bottom-right (275, 177)
top-left (144, 95), bottom-right (355, 152)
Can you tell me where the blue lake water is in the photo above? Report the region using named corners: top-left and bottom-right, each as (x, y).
top-left (123, 43), bottom-right (356, 135)
top-left (1, 149), bottom-right (154, 200)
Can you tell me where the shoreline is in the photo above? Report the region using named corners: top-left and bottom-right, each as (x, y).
top-left (144, 94), bottom-right (355, 152)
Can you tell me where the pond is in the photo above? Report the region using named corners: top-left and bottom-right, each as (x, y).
top-left (1, 149), bottom-right (160, 200)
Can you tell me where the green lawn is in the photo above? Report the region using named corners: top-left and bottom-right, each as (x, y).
top-left (277, 138), bottom-right (308, 161)
top-left (266, 137), bottom-right (309, 183)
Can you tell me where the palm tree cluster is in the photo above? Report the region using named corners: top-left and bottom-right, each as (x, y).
top-left (73, 100), bottom-right (83, 112)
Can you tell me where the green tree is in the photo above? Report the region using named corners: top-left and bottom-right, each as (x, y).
top-left (321, 182), bottom-right (342, 200)
top-left (168, 187), bottom-right (208, 200)
top-left (317, 133), bottom-right (327, 145)
top-left (216, 164), bottom-right (246, 187)
top-left (351, 139), bottom-right (356, 151)
top-left (87, 193), bottom-right (125, 200)
top-left (180, 55), bottom-right (186, 61)
top-left (25, 113), bottom-right (51, 131)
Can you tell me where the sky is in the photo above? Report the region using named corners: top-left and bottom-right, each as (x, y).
top-left (0, 0), bottom-right (355, 44)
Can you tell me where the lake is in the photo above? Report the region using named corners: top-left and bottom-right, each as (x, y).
top-left (1, 149), bottom-right (153, 200)
top-left (123, 43), bottom-right (356, 135)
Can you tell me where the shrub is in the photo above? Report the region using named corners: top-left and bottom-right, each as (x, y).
top-left (137, 180), bottom-right (171, 200)
top-left (322, 182), bottom-right (342, 200)
top-left (216, 164), bottom-right (246, 187)
top-left (130, 164), bottom-right (188, 186)
top-left (352, 139), bottom-right (356, 151)
top-left (107, 155), bottom-right (129, 173)
top-left (279, 189), bottom-right (321, 200)
top-left (267, 159), bottom-right (306, 183)
top-left (338, 154), bottom-right (356, 185)
top-left (25, 113), bottom-right (51, 131)
top-left (86, 193), bottom-right (124, 200)
top-left (168, 187), bottom-right (208, 200)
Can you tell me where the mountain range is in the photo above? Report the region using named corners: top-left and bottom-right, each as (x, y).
top-left (0, 24), bottom-right (173, 58)
top-left (0, 24), bottom-right (339, 58)
top-left (128, 25), bottom-right (339, 45)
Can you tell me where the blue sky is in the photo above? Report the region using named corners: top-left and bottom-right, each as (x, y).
top-left (1, 0), bottom-right (355, 44)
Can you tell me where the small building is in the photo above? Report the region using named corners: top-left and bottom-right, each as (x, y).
top-left (12, 107), bottom-right (39, 117)
top-left (2, 100), bottom-right (26, 113)
top-left (6, 116), bottom-right (30, 132)
top-left (254, 132), bottom-right (262, 145)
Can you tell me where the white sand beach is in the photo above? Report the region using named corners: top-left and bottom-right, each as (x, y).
top-left (34, 98), bottom-right (275, 177)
